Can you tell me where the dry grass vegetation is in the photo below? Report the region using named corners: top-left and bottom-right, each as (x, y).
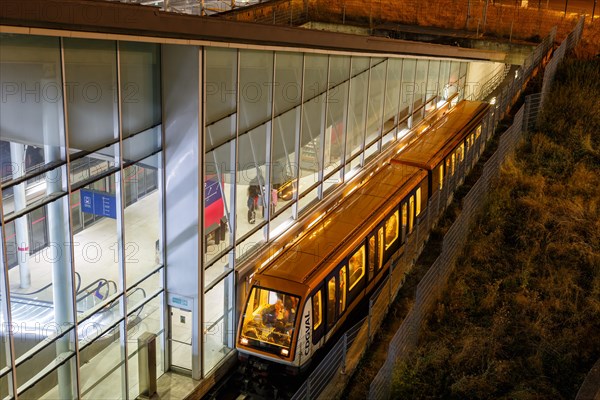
top-left (391, 58), bottom-right (600, 399)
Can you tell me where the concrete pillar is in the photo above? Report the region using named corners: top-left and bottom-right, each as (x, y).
top-left (9, 143), bottom-right (31, 289)
top-left (43, 69), bottom-right (75, 399)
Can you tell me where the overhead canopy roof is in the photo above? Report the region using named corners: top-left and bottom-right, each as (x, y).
top-left (0, 0), bottom-right (505, 62)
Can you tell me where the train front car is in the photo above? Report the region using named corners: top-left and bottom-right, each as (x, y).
top-left (237, 278), bottom-right (312, 373)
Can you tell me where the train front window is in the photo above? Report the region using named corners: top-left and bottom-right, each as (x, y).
top-left (240, 287), bottom-right (299, 352)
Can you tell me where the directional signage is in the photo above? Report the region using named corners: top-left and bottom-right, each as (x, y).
top-left (80, 189), bottom-right (117, 219)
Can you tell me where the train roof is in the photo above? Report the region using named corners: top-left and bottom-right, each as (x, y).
top-left (259, 163), bottom-right (426, 286)
top-left (393, 101), bottom-right (491, 170)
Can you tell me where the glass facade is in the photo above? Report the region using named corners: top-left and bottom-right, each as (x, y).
top-left (1, 34), bottom-right (163, 399)
top-left (0, 29), bottom-right (492, 399)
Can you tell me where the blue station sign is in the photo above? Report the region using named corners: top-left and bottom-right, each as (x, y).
top-left (80, 189), bottom-right (117, 219)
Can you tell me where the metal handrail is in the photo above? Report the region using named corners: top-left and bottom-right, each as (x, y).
top-left (5, 271), bottom-right (81, 297)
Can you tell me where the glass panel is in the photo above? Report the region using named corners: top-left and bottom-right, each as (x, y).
top-left (239, 50), bottom-right (273, 134)
top-left (348, 245), bottom-right (365, 291)
top-left (346, 60), bottom-right (369, 159)
top-left (339, 266), bottom-right (347, 314)
top-left (206, 47), bottom-right (237, 125)
top-left (325, 80), bottom-right (347, 176)
top-left (79, 327), bottom-right (125, 400)
top-left (426, 60), bottom-right (440, 102)
top-left (328, 55), bottom-right (350, 89)
top-left (365, 142), bottom-right (378, 163)
top-left (384, 58), bottom-right (402, 135)
top-left (204, 274), bottom-right (235, 373)
top-left (300, 94), bottom-right (324, 195)
top-left (303, 54), bottom-right (328, 103)
top-left (366, 60), bottom-right (386, 145)
top-left (124, 154), bottom-right (161, 288)
top-left (7, 199), bottom-right (76, 365)
top-left (269, 205), bottom-right (293, 240)
top-left (0, 34), bottom-right (65, 180)
top-left (126, 269), bottom-right (162, 312)
top-left (14, 333), bottom-right (77, 396)
top-left (235, 228), bottom-right (266, 262)
top-left (127, 294), bottom-right (165, 399)
top-left (64, 38), bottom-right (118, 153)
top-left (312, 290), bottom-right (322, 330)
top-left (323, 169), bottom-right (342, 195)
top-left (119, 41), bottom-right (161, 139)
top-left (122, 125), bottom-right (160, 165)
top-left (17, 356), bottom-right (77, 400)
top-left (413, 59), bottom-right (428, 116)
top-left (240, 287), bottom-right (299, 351)
top-left (205, 141), bottom-right (234, 267)
top-left (438, 61), bottom-right (451, 101)
top-left (78, 298), bottom-right (122, 346)
top-left (327, 277), bottom-right (336, 329)
top-left (69, 144), bottom-right (118, 188)
top-left (237, 123), bottom-right (269, 239)
top-left (274, 52), bottom-right (303, 115)
top-left (73, 173), bottom-right (120, 319)
top-left (298, 186), bottom-right (319, 216)
top-left (272, 108), bottom-right (299, 211)
top-left (385, 210), bottom-right (399, 250)
top-left (399, 59), bottom-right (416, 130)
top-left (2, 163), bottom-right (66, 218)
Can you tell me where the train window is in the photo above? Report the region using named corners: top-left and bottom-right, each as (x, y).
top-left (459, 142), bottom-right (465, 162)
top-left (313, 291), bottom-right (322, 330)
top-left (415, 188), bottom-right (422, 216)
top-left (408, 195), bottom-right (415, 234)
top-left (368, 235), bottom-right (375, 280)
top-left (451, 153), bottom-right (456, 175)
top-left (439, 165), bottom-right (444, 190)
top-left (327, 277), bottom-right (336, 330)
top-left (384, 210), bottom-right (399, 250)
top-left (339, 267), bottom-right (347, 314)
top-left (475, 125), bottom-right (482, 139)
top-left (240, 287), bottom-right (300, 352)
top-left (348, 245), bottom-right (365, 291)
top-left (377, 227), bottom-right (384, 270)
top-left (402, 203), bottom-right (407, 240)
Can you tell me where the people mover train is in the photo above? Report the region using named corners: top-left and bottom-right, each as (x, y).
top-left (237, 100), bottom-right (491, 373)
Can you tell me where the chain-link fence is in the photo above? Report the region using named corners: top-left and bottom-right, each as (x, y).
top-left (367, 17), bottom-right (585, 400)
top-left (307, 0), bottom-right (582, 42)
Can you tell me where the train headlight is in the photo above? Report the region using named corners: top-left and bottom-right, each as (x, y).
top-left (281, 349), bottom-right (289, 357)
top-left (240, 337), bottom-right (249, 345)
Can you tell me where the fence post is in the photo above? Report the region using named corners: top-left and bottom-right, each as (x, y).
top-left (368, 300), bottom-right (373, 344)
top-left (341, 334), bottom-right (347, 375)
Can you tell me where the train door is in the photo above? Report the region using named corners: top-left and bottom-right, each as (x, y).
top-left (338, 265), bottom-right (347, 317)
top-left (347, 244), bottom-right (366, 305)
top-left (408, 195), bottom-right (415, 235)
top-left (367, 233), bottom-right (376, 282)
top-left (326, 272), bottom-right (338, 333)
top-left (311, 285), bottom-right (325, 347)
top-left (401, 202), bottom-right (408, 243)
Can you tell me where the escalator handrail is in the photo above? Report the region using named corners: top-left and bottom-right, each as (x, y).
top-left (5, 271), bottom-right (81, 297)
